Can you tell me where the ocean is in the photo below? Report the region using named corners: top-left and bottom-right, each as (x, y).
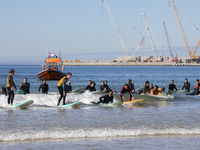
top-left (0, 65), bottom-right (200, 149)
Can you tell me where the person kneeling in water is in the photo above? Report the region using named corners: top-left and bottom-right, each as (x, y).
top-left (91, 91), bottom-right (113, 104)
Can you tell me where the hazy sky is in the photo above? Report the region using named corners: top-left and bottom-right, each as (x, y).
top-left (0, 0), bottom-right (200, 64)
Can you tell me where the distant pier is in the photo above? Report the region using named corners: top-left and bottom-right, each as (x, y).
top-left (63, 60), bottom-right (200, 66)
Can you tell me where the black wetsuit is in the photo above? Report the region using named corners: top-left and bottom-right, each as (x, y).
top-left (66, 85), bottom-right (72, 93)
top-left (20, 83), bottom-right (30, 94)
top-left (182, 82), bottom-right (191, 91)
top-left (100, 85), bottom-right (105, 92)
top-left (92, 94), bottom-right (113, 104)
top-left (128, 83), bottom-right (135, 92)
top-left (168, 84), bottom-right (178, 92)
top-left (2, 91), bottom-right (8, 96)
top-left (104, 84), bottom-right (112, 92)
top-left (7, 76), bottom-right (16, 105)
top-left (38, 83), bottom-right (49, 94)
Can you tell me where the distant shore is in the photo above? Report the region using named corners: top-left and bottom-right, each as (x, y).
top-left (63, 60), bottom-right (200, 66)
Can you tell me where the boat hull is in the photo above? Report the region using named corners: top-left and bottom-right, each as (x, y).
top-left (37, 69), bottom-right (67, 80)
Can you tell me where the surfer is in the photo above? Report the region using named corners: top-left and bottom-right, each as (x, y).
top-left (179, 78), bottom-right (191, 92)
top-left (57, 72), bottom-right (72, 106)
top-left (38, 80), bottom-right (49, 94)
top-left (120, 84), bottom-right (134, 101)
top-left (168, 80), bottom-right (178, 92)
top-left (149, 85), bottom-right (161, 95)
top-left (1, 87), bottom-right (8, 96)
top-left (19, 77), bottom-right (30, 94)
top-left (102, 87), bottom-right (109, 93)
top-left (66, 81), bottom-right (72, 93)
top-left (138, 81), bottom-right (151, 95)
top-left (100, 81), bottom-right (105, 93)
top-left (150, 84), bottom-right (154, 89)
top-left (194, 79), bottom-right (199, 90)
top-left (127, 79), bottom-right (135, 93)
top-left (7, 69), bottom-right (17, 105)
top-left (104, 81), bottom-right (112, 92)
top-left (91, 91), bottom-right (113, 104)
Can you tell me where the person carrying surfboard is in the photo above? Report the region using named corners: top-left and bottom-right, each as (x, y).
top-left (7, 69), bottom-right (17, 105)
top-left (91, 91), bottom-right (113, 104)
top-left (57, 72), bottom-right (72, 106)
top-left (120, 84), bottom-right (134, 101)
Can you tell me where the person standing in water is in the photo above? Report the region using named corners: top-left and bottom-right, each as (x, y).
top-left (168, 80), bottom-right (178, 92)
top-left (180, 78), bottom-right (191, 92)
top-left (38, 80), bottom-right (49, 94)
top-left (57, 72), bottom-right (72, 106)
top-left (20, 77), bottom-right (30, 94)
top-left (120, 84), bottom-right (134, 101)
top-left (7, 69), bottom-right (17, 105)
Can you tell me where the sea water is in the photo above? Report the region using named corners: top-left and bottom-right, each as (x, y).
top-left (0, 65), bottom-right (200, 149)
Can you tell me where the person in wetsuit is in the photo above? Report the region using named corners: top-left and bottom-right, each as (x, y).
top-left (1, 87), bottom-right (8, 96)
top-left (66, 81), bottom-right (72, 93)
top-left (38, 80), bottom-right (49, 94)
top-left (168, 80), bottom-right (178, 92)
top-left (20, 77), bottom-right (30, 94)
top-left (150, 84), bottom-right (154, 90)
top-left (180, 78), bottom-right (191, 92)
top-left (102, 87), bottom-right (109, 93)
top-left (100, 81), bottom-right (105, 93)
top-left (104, 81), bottom-right (112, 92)
top-left (138, 81), bottom-right (151, 95)
top-left (87, 82), bottom-right (96, 92)
top-left (57, 72), bottom-right (72, 106)
top-left (127, 79), bottom-right (135, 93)
top-left (7, 69), bottom-right (17, 105)
top-left (120, 84), bottom-right (134, 101)
top-left (91, 91), bottom-right (113, 104)
top-left (193, 79), bottom-right (199, 90)
top-left (149, 85), bottom-right (161, 95)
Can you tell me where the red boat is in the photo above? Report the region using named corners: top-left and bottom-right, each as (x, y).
top-left (37, 53), bottom-right (66, 80)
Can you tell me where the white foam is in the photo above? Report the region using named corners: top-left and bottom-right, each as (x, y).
top-left (1, 128), bottom-right (200, 141)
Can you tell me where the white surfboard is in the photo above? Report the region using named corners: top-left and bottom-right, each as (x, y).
top-left (12, 100), bottom-right (34, 109)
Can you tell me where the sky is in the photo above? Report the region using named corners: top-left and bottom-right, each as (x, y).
top-left (0, 0), bottom-right (200, 64)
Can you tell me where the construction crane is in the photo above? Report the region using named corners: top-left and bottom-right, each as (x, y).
top-left (129, 37), bottom-right (145, 60)
top-left (171, 0), bottom-right (200, 60)
top-left (103, 0), bottom-right (130, 57)
top-left (141, 13), bottom-right (158, 59)
top-left (163, 22), bottom-right (178, 61)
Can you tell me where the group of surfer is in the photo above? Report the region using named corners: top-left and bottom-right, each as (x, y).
top-left (2, 69), bottom-right (200, 106)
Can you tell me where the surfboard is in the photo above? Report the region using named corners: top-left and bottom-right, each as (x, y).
top-left (72, 88), bottom-right (82, 93)
top-left (12, 100), bottom-right (34, 109)
top-left (48, 92), bottom-right (58, 95)
top-left (123, 99), bottom-right (147, 106)
top-left (61, 102), bottom-right (82, 108)
top-left (104, 101), bottom-right (123, 106)
top-left (17, 90), bottom-right (24, 94)
top-left (92, 91), bottom-right (102, 94)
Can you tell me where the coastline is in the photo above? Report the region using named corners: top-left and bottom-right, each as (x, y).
top-left (63, 60), bottom-right (200, 66)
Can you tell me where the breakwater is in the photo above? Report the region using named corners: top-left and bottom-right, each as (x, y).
top-left (63, 60), bottom-right (200, 66)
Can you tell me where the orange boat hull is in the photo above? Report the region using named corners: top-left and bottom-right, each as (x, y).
top-left (37, 69), bottom-right (67, 80)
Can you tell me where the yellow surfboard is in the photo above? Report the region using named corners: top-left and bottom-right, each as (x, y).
top-left (123, 99), bottom-right (147, 105)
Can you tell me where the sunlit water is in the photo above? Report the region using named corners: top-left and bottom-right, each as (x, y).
top-left (0, 65), bottom-right (200, 149)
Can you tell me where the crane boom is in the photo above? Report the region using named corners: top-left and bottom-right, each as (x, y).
top-left (141, 13), bottom-right (157, 58)
top-left (103, 0), bottom-right (130, 57)
top-left (171, 0), bottom-right (200, 59)
top-left (130, 37), bottom-right (145, 60)
top-left (163, 22), bottom-right (178, 61)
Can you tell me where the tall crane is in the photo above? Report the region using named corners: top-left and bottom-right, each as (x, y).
top-left (141, 13), bottom-right (158, 58)
top-left (103, 0), bottom-right (130, 57)
top-left (163, 22), bottom-right (178, 61)
top-left (171, 0), bottom-right (200, 59)
top-left (129, 37), bottom-right (145, 60)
